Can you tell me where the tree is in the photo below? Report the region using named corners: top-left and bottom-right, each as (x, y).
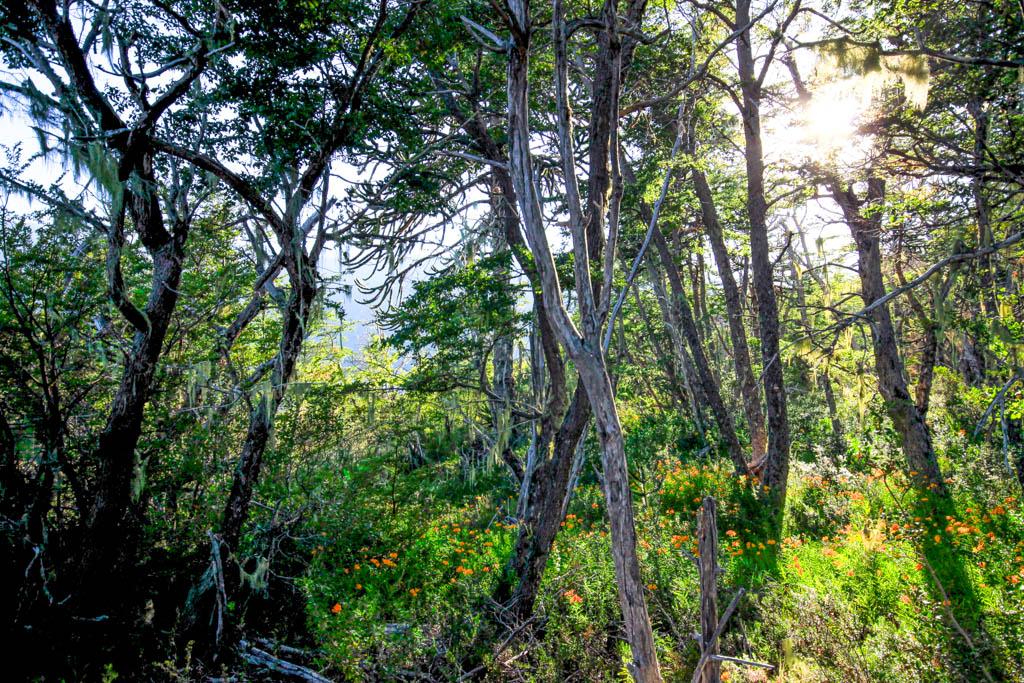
top-left (502, 0), bottom-right (663, 677)
top-left (1, 0), bottom-right (228, 653)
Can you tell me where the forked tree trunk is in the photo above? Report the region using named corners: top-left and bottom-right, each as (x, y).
top-left (441, 94), bottom-right (592, 624)
top-left (505, 0), bottom-right (662, 677)
top-left (79, 172), bottom-right (190, 619)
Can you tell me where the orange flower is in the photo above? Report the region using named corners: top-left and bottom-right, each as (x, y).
top-left (725, 530), bottom-right (737, 537)
top-left (355, 583), bottom-right (363, 590)
top-left (409, 588), bottom-right (421, 597)
top-left (331, 602), bottom-right (342, 614)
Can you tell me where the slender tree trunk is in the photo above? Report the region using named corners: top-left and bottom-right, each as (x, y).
top-left (497, 385), bottom-right (588, 622)
top-left (576, 350), bottom-right (662, 683)
top-left (793, 223), bottom-right (846, 450)
top-left (633, 284), bottom-right (689, 411)
top-left (489, 184), bottom-right (524, 482)
top-left (829, 179), bottom-right (946, 493)
top-left (0, 406), bottom-right (24, 518)
top-left (692, 167), bottom-right (767, 462)
top-left (914, 324), bottom-right (939, 416)
top-left (222, 275), bottom-right (316, 553)
top-left (698, 497), bottom-right (720, 683)
top-left (652, 229), bottom-right (747, 473)
top-left (821, 372), bottom-right (845, 450)
top-left (647, 255), bottom-right (707, 436)
top-left (969, 100), bottom-right (997, 320)
top-left (735, 0), bottom-right (789, 507)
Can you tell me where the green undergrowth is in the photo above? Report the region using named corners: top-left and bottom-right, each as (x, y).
top-left (284, 438), bottom-right (1023, 681)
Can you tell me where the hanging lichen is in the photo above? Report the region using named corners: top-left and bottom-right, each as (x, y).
top-left (816, 38), bottom-right (931, 110)
top-left (131, 454), bottom-right (149, 504)
top-left (240, 556), bottom-right (270, 595)
top-left (186, 360), bottom-right (212, 408)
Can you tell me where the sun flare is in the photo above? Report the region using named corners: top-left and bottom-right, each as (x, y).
top-left (765, 78), bottom-right (874, 164)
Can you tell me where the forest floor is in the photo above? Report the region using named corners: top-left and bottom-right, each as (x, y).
top-left (278, 419), bottom-right (1023, 681)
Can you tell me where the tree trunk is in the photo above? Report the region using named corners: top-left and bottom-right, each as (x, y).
top-left (821, 372), bottom-right (846, 452)
top-left (647, 255), bottom-right (707, 436)
top-left (505, 0), bottom-right (661, 676)
top-left (222, 275), bottom-right (317, 553)
top-left (691, 167), bottom-right (767, 462)
top-left (652, 229), bottom-right (747, 473)
top-left (735, 0), bottom-right (789, 508)
top-left (698, 497), bottom-right (720, 683)
top-left (829, 179), bottom-right (946, 493)
top-left (79, 186), bottom-right (189, 619)
top-left (497, 384), bottom-right (589, 622)
top-left (577, 349), bottom-right (662, 683)
top-left (489, 182), bottom-right (524, 482)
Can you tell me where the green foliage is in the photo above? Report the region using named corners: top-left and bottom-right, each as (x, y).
top-left (381, 251), bottom-right (526, 390)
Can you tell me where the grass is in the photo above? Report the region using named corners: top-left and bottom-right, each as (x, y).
top-left (280, 434), bottom-right (1024, 681)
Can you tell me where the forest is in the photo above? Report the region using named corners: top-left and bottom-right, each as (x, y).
top-left (0, 0), bottom-right (1022, 680)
